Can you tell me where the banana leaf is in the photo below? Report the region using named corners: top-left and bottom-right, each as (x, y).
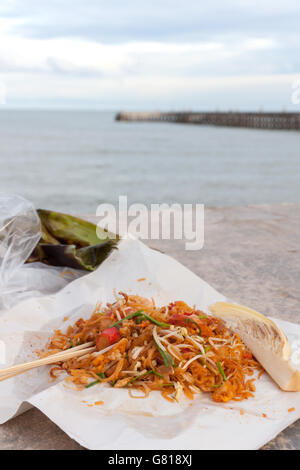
top-left (27, 210), bottom-right (119, 271)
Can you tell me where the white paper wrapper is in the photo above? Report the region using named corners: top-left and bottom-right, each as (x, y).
top-left (0, 238), bottom-right (299, 450)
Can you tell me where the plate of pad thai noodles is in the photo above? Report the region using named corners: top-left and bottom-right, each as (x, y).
top-left (42, 293), bottom-right (272, 404)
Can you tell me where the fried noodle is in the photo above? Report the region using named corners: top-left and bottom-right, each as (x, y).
top-left (43, 294), bottom-right (262, 403)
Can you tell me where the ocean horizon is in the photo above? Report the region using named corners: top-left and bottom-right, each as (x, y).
top-left (0, 109), bottom-right (299, 214)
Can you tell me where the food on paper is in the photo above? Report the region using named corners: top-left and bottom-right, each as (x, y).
top-left (44, 294), bottom-right (263, 403)
top-left (210, 302), bottom-right (300, 392)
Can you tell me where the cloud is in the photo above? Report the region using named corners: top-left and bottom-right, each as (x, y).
top-left (0, 32), bottom-right (282, 79)
top-left (0, 1), bottom-right (300, 108)
top-left (1, 0), bottom-right (300, 44)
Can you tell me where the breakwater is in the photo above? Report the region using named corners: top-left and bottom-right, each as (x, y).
top-left (116, 111), bottom-right (300, 130)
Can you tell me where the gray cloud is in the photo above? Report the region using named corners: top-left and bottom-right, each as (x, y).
top-left (1, 0), bottom-right (300, 109)
top-left (1, 0), bottom-right (300, 78)
top-left (1, 0), bottom-right (300, 45)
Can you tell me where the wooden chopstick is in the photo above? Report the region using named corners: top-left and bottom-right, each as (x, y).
top-left (0, 341), bottom-right (96, 383)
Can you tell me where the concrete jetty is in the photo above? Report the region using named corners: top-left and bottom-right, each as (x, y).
top-left (116, 111), bottom-right (300, 130)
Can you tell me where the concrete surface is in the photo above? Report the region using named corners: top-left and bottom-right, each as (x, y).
top-left (0, 203), bottom-right (299, 450)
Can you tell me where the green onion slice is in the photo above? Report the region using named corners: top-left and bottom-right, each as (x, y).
top-left (153, 339), bottom-right (175, 368)
top-left (126, 369), bottom-right (164, 386)
top-left (110, 310), bottom-right (169, 329)
top-left (217, 361), bottom-right (227, 381)
top-left (85, 372), bottom-right (106, 389)
top-left (184, 317), bottom-right (202, 335)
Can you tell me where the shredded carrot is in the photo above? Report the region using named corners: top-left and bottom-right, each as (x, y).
top-left (43, 293), bottom-right (262, 404)
top-left (94, 401), bottom-right (104, 406)
top-left (258, 370), bottom-right (264, 379)
top-left (288, 407), bottom-right (295, 413)
top-left (138, 278), bottom-right (146, 282)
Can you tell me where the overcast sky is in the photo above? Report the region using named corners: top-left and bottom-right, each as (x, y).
top-left (0, 0), bottom-right (300, 110)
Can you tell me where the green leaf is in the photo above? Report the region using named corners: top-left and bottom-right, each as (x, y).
top-left (27, 209), bottom-right (119, 271)
top-left (38, 210), bottom-right (110, 246)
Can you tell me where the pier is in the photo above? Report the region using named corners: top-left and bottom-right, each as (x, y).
top-left (116, 111), bottom-right (300, 130)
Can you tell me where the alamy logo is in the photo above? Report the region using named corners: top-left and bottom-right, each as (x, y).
top-left (0, 341), bottom-right (6, 365)
top-left (96, 196), bottom-right (204, 251)
top-left (291, 80), bottom-right (300, 105)
top-left (0, 81), bottom-right (6, 105)
top-left (0, 219), bottom-right (12, 259)
top-left (0, 240), bottom-right (6, 258)
top-left (291, 340), bottom-right (300, 366)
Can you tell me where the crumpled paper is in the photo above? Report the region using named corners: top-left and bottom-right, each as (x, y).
top-left (0, 238), bottom-right (299, 450)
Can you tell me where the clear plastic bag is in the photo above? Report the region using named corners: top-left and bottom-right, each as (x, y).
top-left (0, 194), bottom-right (84, 310)
top-left (0, 194), bottom-right (41, 288)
